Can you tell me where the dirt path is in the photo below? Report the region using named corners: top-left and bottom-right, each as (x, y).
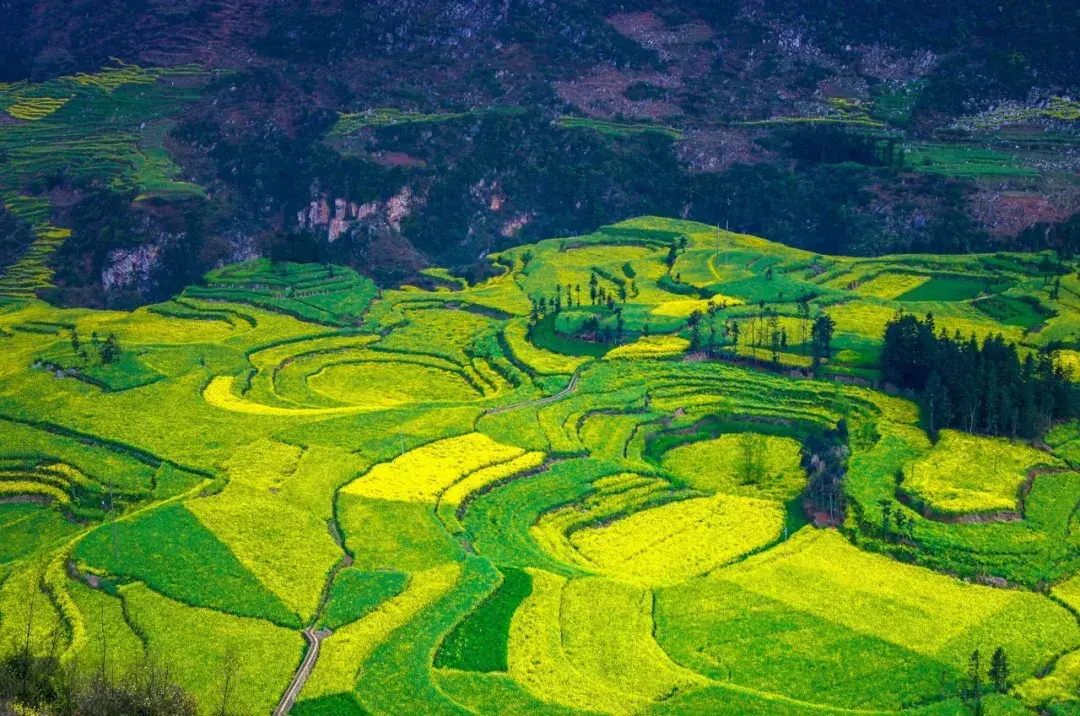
top-left (484, 366), bottom-right (582, 415)
top-left (273, 627), bottom-right (330, 716)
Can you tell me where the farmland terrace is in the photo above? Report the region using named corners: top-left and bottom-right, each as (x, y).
top-left (4, 217), bottom-right (1080, 714)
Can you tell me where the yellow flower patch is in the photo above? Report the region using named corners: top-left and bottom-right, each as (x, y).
top-left (903, 430), bottom-right (1055, 515)
top-left (437, 450), bottom-right (546, 532)
top-left (202, 375), bottom-right (375, 416)
top-left (6, 96), bottom-right (70, 121)
top-left (715, 529), bottom-right (1079, 661)
top-left (852, 272), bottom-right (930, 300)
top-left (341, 433), bottom-right (526, 503)
top-left (507, 569), bottom-right (647, 714)
top-left (503, 319), bottom-right (588, 375)
top-left (560, 577), bottom-right (709, 701)
top-left (122, 582), bottom-right (303, 716)
top-left (660, 433), bottom-right (804, 500)
top-left (570, 494), bottom-right (785, 585)
top-left (605, 335), bottom-right (689, 360)
top-left (651, 297), bottom-right (744, 318)
top-left (188, 440), bottom-right (341, 622)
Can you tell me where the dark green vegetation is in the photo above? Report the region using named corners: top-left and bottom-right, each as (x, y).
top-left (73, 504), bottom-right (301, 627)
top-left (1, 1), bottom-right (1079, 309)
top-left (0, 650), bottom-right (198, 716)
top-left (318, 569), bottom-right (407, 632)
top-left (434, 567), bottom-right (532, 673)
top-left (882, 313), bottom-right (1072, 438)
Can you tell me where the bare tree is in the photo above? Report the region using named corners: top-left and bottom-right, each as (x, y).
top-left (216, 645), bottom-right (241, 716)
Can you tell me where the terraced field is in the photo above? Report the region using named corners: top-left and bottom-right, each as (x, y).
top-left (0, 61), bottom-right (207, 298)
top-left (3, 217), bottom-right (1080, 714)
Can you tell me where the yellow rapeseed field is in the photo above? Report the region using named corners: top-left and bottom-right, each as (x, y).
top-left (605, 335), bottom-right (689, 360)
top-left (341, 433), bottom-right (526, 503)
top-left (903, 430), bottom-right (1055, 515)
top-left (570, 494), bottom-right (785, 585)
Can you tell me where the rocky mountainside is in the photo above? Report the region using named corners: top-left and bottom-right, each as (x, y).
top-left (1, 0), bottom-right (1079, 307)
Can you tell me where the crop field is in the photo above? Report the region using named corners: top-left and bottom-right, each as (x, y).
top-left (4, 216), bottom-right (1080, 714)
top-left (901, 431), bottom-right (1058, 516)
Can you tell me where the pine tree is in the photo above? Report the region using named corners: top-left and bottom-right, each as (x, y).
top-left (967, 649), bottom-right (982, 704)
top-left (989, 647), bottom-right (1009, 693)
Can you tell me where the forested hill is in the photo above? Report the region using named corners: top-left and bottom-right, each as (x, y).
top-left (1, 0), bottom-right (1079, 309)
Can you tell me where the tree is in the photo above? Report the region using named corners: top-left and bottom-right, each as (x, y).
top-left (217, 646), bottom-right (241, 716)
top-left (878, 499), bottom-right (892, 537)
top-left (967, 649), bottom-right (982, 704)
top-left (665, 242), bottom-right (678, 269)
top-left (989, 647), bottom-right (1009, 693)
top-left (100, 333), bottom-right (121, 365)
top-left (802, 421), bottom-right (849, 522)
top-left (810, 314), bottom-right (836, 370)
top-left (737, 433), bottom-right (767, 485)
top-left (881, 312), bottom-right (1074, 438)
top-left (71, 330), bottom-right (81, 355)
top-left (768, 312), bottom-right (781, 365)
top-left (589, 272), bottom-right (598, 305)
top-left (618, 283), bottom-right (627, 303)
top-left (797, 297), bottom-right (811, 354)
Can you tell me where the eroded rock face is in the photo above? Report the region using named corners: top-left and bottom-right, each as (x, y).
top-left (102, 244), bottom-right (161, 292)
top-left (299, 187), bottom-right (417, 242)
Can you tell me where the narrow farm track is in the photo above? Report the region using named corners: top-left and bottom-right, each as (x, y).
top-left (274, 627), bottom-right (328, 716)
top-left (485, 366), bottom-right (583, 415)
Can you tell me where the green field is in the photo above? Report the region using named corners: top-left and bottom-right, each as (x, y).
top-left (3, 216), bottom-right (1080, 713)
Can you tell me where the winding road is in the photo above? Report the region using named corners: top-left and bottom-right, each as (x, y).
top-left (484, 366), bottom-right (583, 415)
top-left (273, 627), bottom-right (330, 716)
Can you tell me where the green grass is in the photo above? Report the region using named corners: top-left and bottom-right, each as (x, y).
top-left (74, 504), bottom-right (300, 627)
top-left (0, 62), bottom-right (205, 297)
top-left (434, 566), bottom-right (532, 672)
top-left (973, 295), bottom-right (1051, 329)
top-left (896, 276), bottom-right (995, 302)
top-left (319, 568), bottom-right (407, 631)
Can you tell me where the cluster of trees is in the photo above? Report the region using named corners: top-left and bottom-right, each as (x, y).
top-left (801, 420), bottom-right (849, 523)
top-left (875, 500), bottom-right (917, 544)
top-left (701, 298), bottom-right (835, 372)
top-left (664, 236), bottom-right (689, 270)
top-left (882, 312), bottom-right (1074, 438)
top-left (70, 331), bottom-right (121, 367)
top-left (530, 269), bottom-right (644, 345)
top-left (0, 648), bottom-right (198, 716)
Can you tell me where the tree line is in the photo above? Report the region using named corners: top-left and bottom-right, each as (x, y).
top-left (881, 312), bottom-right (1074, 438)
